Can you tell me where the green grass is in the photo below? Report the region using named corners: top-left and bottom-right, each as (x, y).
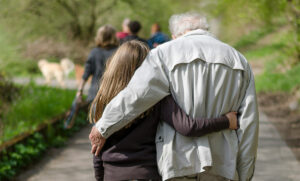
top-left (240, 26), bottom-right (300, 92)
top-left (0, 83), bottom-right (76, 144)
top-left (255, 63), bottom-right (300, 92)
top-left (243, 43), bottom-right (285, 60)
top-left (0, 26), bottom-right (21, 73)
top-left (234, 26), bottom-right (275, 50)
top-left (0, 25), bottom-right (21, 62)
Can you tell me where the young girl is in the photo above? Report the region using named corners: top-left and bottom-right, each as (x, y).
top-left (89, 40), bottom-right (238, 181)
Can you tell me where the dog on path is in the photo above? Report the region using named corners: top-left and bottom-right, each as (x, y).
top-left (38, 58), bottom-right (74, 88)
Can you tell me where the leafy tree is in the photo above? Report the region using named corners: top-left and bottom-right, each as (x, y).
top-left (0, 0), bottom-right (118, 43)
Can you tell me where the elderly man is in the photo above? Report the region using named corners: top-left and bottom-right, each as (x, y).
top-left (89, 12), bottom-right (259, 181)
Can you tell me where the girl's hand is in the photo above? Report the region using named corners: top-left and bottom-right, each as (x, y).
top-left (76, 90), bottom-right (83, 103)
top-left (225, 112), bottom-right (238, 130)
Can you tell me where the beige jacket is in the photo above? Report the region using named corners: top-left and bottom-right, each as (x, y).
top-left (96, 29), bottom-right (259, 181)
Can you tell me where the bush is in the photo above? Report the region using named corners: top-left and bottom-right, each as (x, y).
top-left (0, 72), bottom-right (20, 138)
top-left (0, 72), bottom-right (20, 103)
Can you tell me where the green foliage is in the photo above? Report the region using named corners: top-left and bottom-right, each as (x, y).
top-left (0, 0), bottom-right (203, 43)
top-left (0, 110), bottom-right (88, 180)
top-left (0, 0), bottom-right (205, 76)
top-left (255, 63), bottom-right (300, 92)
top-left (0, 72), bottom-right (19, 104)
top-left (234, 27), bottom-right (275, 50)
top-left (210, 0), bottom-right (289, 43)
top-left (0, 132), bottom-right (46, 180)
top-left (0, 25), bottom-right (21, 62)
top-left (0, 83), bottom-right (76, 144)
top-left (0, 24), bottom-right (40, 77)
top-left (0, 0), bottom-right (116, 41)
top-left (241, 24), bottom-right (300, 92)
top-left (244, 43), bottom-right (285, 60)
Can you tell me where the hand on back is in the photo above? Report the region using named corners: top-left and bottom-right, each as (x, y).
top-left (225, 112), bottom-right (238, 130)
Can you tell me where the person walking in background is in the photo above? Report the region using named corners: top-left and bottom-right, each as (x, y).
top-left (76, 25), bottom-right (118, 103)
top-left (116, 18), bottom-right (130, 40)
top-left (148, 23), bottom-right (170, 49)
top-left (121, 20), bottom-right (148, 45)
top-left (89, 12), bottom-right (259, 181)
top-left (89, 40), bottom-right (239, 181)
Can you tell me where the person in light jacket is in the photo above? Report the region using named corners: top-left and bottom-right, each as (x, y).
top-left (89, 12), bottom-right (259, 181)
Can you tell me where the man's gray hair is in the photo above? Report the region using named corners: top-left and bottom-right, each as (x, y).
top-left (169, 12), bottom-right (209, 37)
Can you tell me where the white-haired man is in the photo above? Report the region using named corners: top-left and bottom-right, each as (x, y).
top-left (89, 12), bottom-right (259, 181)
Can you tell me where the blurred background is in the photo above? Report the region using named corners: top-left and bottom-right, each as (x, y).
top-left (0, 0), bottom-right (299, 180)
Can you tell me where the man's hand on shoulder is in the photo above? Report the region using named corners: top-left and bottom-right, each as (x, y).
top-left (89, 126), bottom-right (106, 156)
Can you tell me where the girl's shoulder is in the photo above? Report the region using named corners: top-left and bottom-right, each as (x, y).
top-left (89, 47), bottom-right (106, 57)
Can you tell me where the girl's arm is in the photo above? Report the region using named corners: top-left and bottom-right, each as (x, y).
top-left (82, 50), bottom-right (96, 81)
top-left (76, 50), bottom-right (95, 99)
top-left (159, 96), bottom-right (238, 137)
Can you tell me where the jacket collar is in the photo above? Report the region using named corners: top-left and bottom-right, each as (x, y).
top-left (182, 29), bottom-right (214, 38)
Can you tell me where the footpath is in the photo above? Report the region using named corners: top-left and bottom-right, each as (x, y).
top-left (252, 112), bottom-right (300, 181)
top-left (14, 77), bottom-right (300, 181)
top-left (16, 125), bottom-right (94, 181)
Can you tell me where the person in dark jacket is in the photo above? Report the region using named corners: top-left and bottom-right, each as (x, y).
top-left (76, 25), bottom-right (118, 102)
top-left (89, 40), bottom-right (238, 181)
top-left (121, 20), bottom-right (148, 45)
top-left (148, 23), bottom-right (170, 49)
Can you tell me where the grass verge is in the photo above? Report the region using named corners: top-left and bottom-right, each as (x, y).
top-left (239, 25), bottom-right (300, 92)
top-left (0, 83), bottom-right (76, 144)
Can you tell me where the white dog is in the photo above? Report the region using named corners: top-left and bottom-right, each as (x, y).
top-left (38, 58), bottom-right (75, 88)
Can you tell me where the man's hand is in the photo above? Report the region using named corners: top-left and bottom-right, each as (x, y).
top-left (89, 126), bottom-right (106, 156)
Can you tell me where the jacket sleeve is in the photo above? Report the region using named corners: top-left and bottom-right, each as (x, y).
top-left (93, 155), bottom-right (104, 181)
top-left (95, 49), bottom-right (170, 138)
top-left (159, 96), bottom-right (230, 137)
top-left (82, 50), bottom-right (95, 80)
top-left (236, 66), bottom-right (259, 181)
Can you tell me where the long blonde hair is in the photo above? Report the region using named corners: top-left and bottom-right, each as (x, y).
top-left (89, 41), bottom-right (150, 123)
